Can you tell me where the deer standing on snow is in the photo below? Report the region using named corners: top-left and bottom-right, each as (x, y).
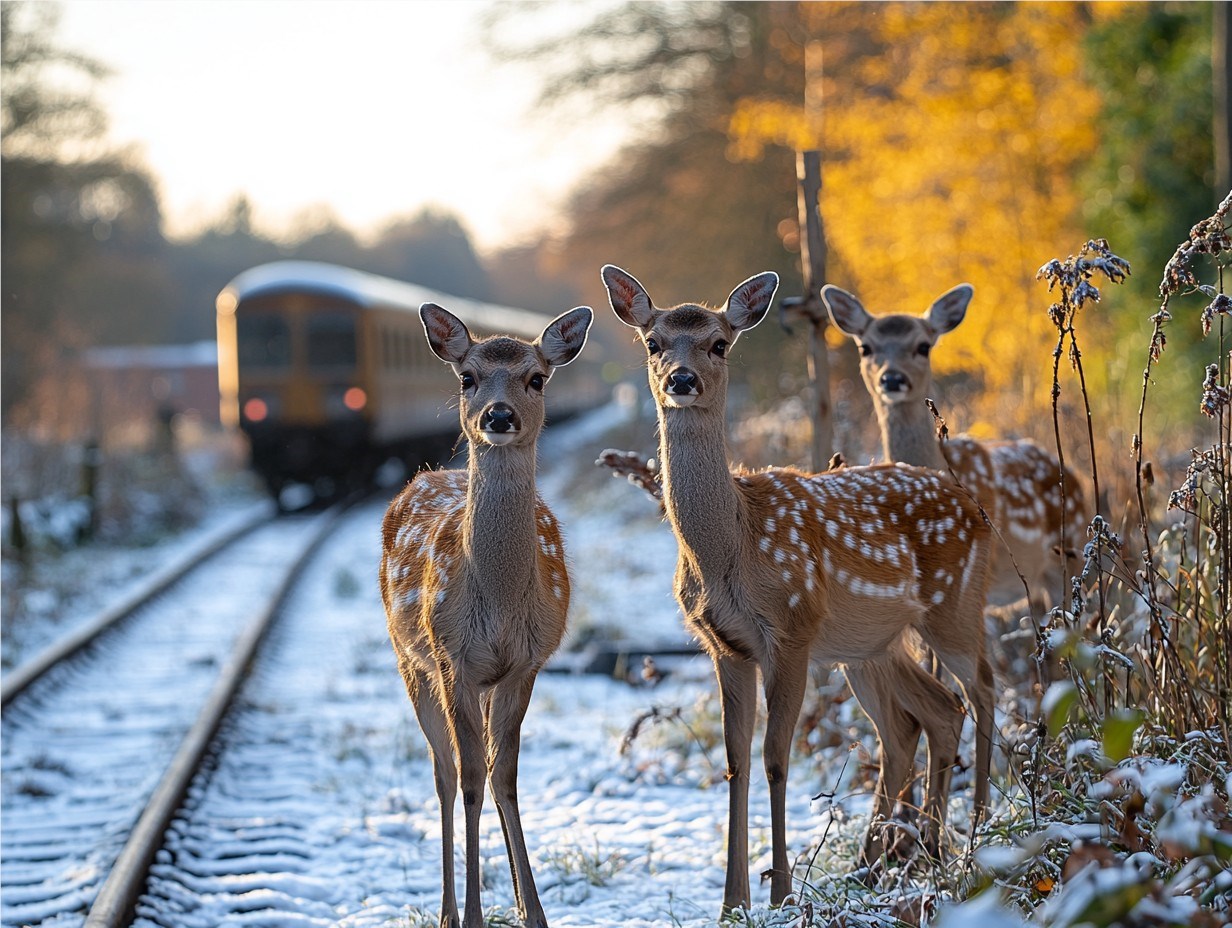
top-left (380, 301), bottom-right (593, 928)
top-left (601, 265), bottom-right (995, 915)
top-left (822, 284), bottom-right (1087, 620)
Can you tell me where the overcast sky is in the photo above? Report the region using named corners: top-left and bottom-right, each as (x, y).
top-left (56, 1), bottom-right (626, 253)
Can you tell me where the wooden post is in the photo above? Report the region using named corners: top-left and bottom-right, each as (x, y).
top-left (781, 151), bottom-right (834, 471)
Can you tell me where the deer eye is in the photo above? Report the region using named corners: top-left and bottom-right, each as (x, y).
top-left (916, 343), bottom-right (931, 357)
top-left (528, 373), bottom-right (545, 391)
top-left (711, 340), bottom-right (728, 358)
top-left (460, 372), bottom-right (476, 390)
top-left (645, 337), bottom-right (661, 355)
top-left (858, 344), bottom-right (872, 358)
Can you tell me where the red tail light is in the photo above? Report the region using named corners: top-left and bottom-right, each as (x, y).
top-left (243, 397), bottom-right (268, 422)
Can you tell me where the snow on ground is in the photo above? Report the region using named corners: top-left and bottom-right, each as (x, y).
top-left (4, 404), bottom-right (973, 927)
top-left (1, 474), bottom-right (270, 671)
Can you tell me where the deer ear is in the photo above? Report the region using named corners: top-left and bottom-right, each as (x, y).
top-left (536, 306), bottom-right (593, 369)
top-left (821, 285), bottom-right (872, 338)
top-left (925, 284), bottom-right (973, 335)
top-left (601, 265), bottom-right (655, 329)
top-left (724, 272), bottom-right (778, 335)
top-left (420, 302), bottom-right (473, 364)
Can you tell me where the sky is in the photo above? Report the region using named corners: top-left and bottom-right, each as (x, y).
top-left (55, 1), bottom-right (628, 253)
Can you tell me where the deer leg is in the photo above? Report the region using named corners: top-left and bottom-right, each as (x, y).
top-left (891, 658), bottom-right (964, 858)
top-left (486, 673), bottom-right (548, 928)
top-left (919, 634), bottom-right (995, 815)
top-left (715, 654), bottom-right (758, 915)
top-left (407, 671), bottom-right (462, 928)
top-left (761, 655), bottom-right (808, 906)
top-left (843, 659), bottom-right (921, 868)
top-left (441, 678), bottom-right (488, 928)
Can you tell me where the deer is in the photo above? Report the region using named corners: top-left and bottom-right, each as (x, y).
top-left (822, 284), bottom-right (1088, 623)
top-left (601, 265), bottom-right (995, 916)
top-left (380, 301), bottom-right (593, 928)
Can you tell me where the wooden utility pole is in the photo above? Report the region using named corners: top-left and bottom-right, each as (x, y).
top-left (780, 153), bottom-right (833, 471)
top-left (779, 39), bottom-right (834, 471)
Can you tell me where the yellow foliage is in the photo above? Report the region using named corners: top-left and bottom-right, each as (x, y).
top-left (729, 2), bottom-right (1104, 428)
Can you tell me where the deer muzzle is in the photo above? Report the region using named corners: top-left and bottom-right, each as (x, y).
top-left (479, 402), bottom-right (520, 444)
top-left (877, 370), bottom-right (912, 402)
top-left (663, 369), bottom-right (701, 407)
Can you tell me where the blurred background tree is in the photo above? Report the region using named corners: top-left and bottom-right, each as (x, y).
top-left (1080, 1), bottom-right (1216, 433)
top-left (367, 207), bottom-right (493, 301)
top-left (2, 0), bottom-right (1222, 459)
top-left (482, 1), bottom-right (809, 421)
top-left (1, 1), bottom-right (171, 429)
top-left (487, 0), bottom-right (1220, 459)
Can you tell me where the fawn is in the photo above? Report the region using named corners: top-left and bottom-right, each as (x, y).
top-left (380, 301), bottom-right (593, 928)
top-left (823, 284), bottom-right (1087, 620)
top-left (601, 265), bottom-right (995, 915)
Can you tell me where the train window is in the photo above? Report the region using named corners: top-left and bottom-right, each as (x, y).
top-left (237, 314), bottom-right (292, 368)
top-left (307, 312), bottom-right (357, 368)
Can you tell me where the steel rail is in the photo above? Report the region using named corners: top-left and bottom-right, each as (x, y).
top-left (1, 504), bottom-right (274, 707)
top-left (81, 501), bottom-right (352, 928)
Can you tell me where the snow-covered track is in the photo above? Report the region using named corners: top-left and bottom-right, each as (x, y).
top-left (1, 504), bottom-right (350, 928)
top-left (1, 506), bottom-right (274, 707)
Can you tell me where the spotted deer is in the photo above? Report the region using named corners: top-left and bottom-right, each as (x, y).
top-left (601, 265), bottom-right (995, 915)
top-left (380, 301), bottom-right (593, 928)
top-left (822, 284), bottom-right (1087, 619)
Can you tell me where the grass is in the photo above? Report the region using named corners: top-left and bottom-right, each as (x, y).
top-left (633, 197), bottom-right (1232, 926)
top-left (946, 201), bottom-right (1232, 925)
top-left (541, 838), bottom-right (629, 887)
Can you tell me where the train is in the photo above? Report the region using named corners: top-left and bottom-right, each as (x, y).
top-left (216, 261), bottom-right (607, 500)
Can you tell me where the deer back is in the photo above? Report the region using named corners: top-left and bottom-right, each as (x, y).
top-left (673, 462), bottom-right (992, 669)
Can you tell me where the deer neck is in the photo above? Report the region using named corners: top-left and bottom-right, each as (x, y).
top-left (877, 398), bottom-right (947, 471)
top-left (463, 442), bottom-right (539, 589)
top-left (656, 403), bottom-right (742, 567)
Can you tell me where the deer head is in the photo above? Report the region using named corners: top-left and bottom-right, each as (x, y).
top-left (420, 302), bottom-right (593, 447)
top-left (601, 265), bottom-right (779, 411)
top-left (823, 284), bottom-right (973, 408)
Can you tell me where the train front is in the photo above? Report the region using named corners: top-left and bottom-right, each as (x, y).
top-left (216, 264), bottom-right (372, 499)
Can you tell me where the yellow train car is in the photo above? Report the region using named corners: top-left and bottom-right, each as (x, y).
top-left (217, 261), bottom-right (600, 499)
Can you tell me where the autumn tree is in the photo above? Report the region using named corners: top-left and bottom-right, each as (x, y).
top-left (731, 2), bottom-right (1113, 440)
top-left (484, 1), bottom-right (807, 410)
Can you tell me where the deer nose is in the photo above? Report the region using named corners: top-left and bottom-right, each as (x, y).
top-left (879, 371), bottom-right (909, 393)
top-left (666, 370), bottom-right (699, 396)
top-left (481, 403), bottom-right (519, 433)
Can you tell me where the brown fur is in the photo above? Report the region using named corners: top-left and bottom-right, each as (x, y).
top-left (380, 302), bottom-right (591, 928)
top-left (603, 265), bottom-right (995, 915)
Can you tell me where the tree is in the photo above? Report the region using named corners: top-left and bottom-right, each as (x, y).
top-left (729, 3), bottom-right (1111, 439)
top-left (485, 2), bottom-right (807, 408)
top-left (366, 207), bottom-right (492, 301)
top-left (1, 2), bottom-right (109, 161)
top-left (1080, 2), bottom-right (1216, 422)
top-left (1, 2), bottom-right (170, 423)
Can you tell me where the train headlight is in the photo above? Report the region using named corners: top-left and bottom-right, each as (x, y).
top-left (243, 397), bottom-right (269, 422)
top-left (343, 387), bottom-right (367, 411)
top-left (325, 385), bottom-right (366, 416)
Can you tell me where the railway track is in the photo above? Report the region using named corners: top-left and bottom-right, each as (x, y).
top-left (0, 504), bottom-right (350, 928)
